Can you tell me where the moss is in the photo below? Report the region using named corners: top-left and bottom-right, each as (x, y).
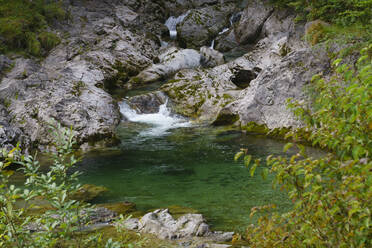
top-left (167, 205), bottom-right (199, 219)
top-left (70, 184), bottom-right (108, 202)
top-left (97, 202), bottom-right (141, 217)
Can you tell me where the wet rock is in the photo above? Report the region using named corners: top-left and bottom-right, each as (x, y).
top-left (71, 184), bottom-right (108, 202)
top-left (177, 3), bottom-right (235, 48)
top-left (97, 202), bottom-right (137, 216)
top-left (215, 30), bottom-right (239, 53)
top-left (234, 0), bottom-right (274, 44)
top-left (200, 46), bottom-right (225, 68)
top-left (127, 91), bottom-right (167, 113)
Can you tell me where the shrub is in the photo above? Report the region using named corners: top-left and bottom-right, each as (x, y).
top-left (236, 44), bottom-right (372, 247)
top-left (270, 0), bottom-right (372, 26)
top-left (0, 0), bottom-right (65, 56)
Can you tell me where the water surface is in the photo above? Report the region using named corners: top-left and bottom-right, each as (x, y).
top-left (78, 105), bottom-right (295, 232)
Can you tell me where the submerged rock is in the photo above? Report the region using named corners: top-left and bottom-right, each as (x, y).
top-left (71, 184), bottom-right (108, 202)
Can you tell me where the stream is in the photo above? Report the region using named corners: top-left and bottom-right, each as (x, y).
top-left (77, 101), bottom-right (297, 232)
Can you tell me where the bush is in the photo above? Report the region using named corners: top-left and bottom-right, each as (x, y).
top-left (237, 44), bottom-right (372, 247)
top-left (0, 0), bottom-right (65, 56)
top-left (0, 124), bottom-right (143, 247)
top-left (270, 0), bottom-right (372, 25)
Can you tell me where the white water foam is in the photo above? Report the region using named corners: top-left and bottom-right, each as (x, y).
top-left (165, 11), bottom-right (190, 39)
top-left (119, 100), bottom-right (191, 136)
top-left (210, 39), bottom-right (215, 49)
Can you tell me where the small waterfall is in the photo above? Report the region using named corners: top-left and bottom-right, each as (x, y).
top-left (165, 11), bottom-right (189, 39)
top-left (218, 28), bottom-right (230, 35)
top-left (210, 39), bottom-right (215, 49)
top-left (119, 100), bottom-right (190, 136)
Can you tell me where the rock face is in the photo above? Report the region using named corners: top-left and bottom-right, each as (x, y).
top-left (124, 209), bottom-right (234, 242)
top-left (158, 2), bottom-right (330, 130)
top-left (177, 3), bottom-right (236, 48)
top-left (0, 0), bottom-right (162, 150)
top-left (234, 0), bottom-right (274, 44)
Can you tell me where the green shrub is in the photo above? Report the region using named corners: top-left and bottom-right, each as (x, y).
top-left (270, 0), bottom-right (372, 26)
top-left (0, 0), bottom-right (65, 56)
top-left (236, 44), bottom-right (372, 247)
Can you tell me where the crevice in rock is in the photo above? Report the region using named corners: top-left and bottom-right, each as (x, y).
top-left (230, 66), bottom-right (262, 89)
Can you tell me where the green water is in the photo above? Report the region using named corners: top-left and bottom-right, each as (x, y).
top-left (78, 123), bottom-right (296, 232)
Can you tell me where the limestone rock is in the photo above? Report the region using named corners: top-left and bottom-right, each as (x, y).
top-left (234, 0), bottom-right (274, 44)
top-left (128, 47), bottom-right (201, 87)
top-left (177, 3), bottom-right (235, 48)
top-left (200, 46), bottom-right (225, 68)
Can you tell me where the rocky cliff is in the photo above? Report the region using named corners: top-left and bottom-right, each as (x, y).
top-left (0, 0), bottom-right (331, 151)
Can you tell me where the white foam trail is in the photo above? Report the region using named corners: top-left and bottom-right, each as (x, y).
top-left (165, 11), bottom-right (189, 39)
top-left (119, 100), bottom-right (191, 136)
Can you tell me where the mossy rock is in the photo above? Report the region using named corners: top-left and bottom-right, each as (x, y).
top-left (97, 202), bottom-right (138, 216)
top-left (167, 205), bottom-right (199, 219)
top-left (70, 184), bottom-right (108, 202)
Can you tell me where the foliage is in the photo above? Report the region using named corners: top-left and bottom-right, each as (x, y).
top-left (0, 124), bottom-right (143, 247)
top-left (237, 44), bottom-right (372, 247)
top-left (0, 0), bottom-right (64, 56)
top-left (270, 0), bottom-right (372, 25)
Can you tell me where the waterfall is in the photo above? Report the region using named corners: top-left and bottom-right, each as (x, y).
top-left (210, 40), bottom-right (215, 49)
top-left (165, 11), bottom-right (189, 39)
top-left (119, 100), bottom-right (190, 136)
top-left (218, 28), bottom-right (230, 35)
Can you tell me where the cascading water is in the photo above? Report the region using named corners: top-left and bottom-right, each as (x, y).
top-left (119, 100), bottom-right (190, 136)
top-left (165, 11), bottom-right (189, 39)
top-left (210, 39), bottom-right (215, 49)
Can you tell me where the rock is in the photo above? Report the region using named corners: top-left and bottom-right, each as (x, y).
top-left (128, 47), bottom-right (200, 87)
top-left (71, 184), bottom-right (108, 202)
top-left (200, 46), bottom-right (225, 68)
top-left (97, 202), bottom-right (137, 216)
top-left (0, 55), bottom-right (12, 76)
top-left (127, 91), bottom-right (168, 113)
top-left (123, 218), bottom-right (140, 230)
top-left (230, 66), bottom-right (262, 89)
top-left (124, 208), bottom-right (234, 244)
top-left (224, 48), bottom-right (330, 130)
top-left (0, 0), bottom-right (161, 150)
top-left (177, 3), bottom-right (235, 48)
top-left (234, 0), bottom-right (274, 44)
top-left (215, 30), bottom-right (239, 52)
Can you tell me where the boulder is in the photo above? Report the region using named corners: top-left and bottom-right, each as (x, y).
top-left (124, 209), bottom-right (234, 242)
top-left (128, 47), bottom-right (200, 87)
top-left (177, 3), bottom-right (235, 48)
top-left (200, 46), bottom-right (225, 68)
top-left (234, 0), bottom-right (274, 44)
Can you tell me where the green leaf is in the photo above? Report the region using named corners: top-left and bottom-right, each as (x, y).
top-left (283, 143), bottom-right (294, 153)
top-left (244, 155), bottom-right (252, 168)
top-left (250, 163), bottom-right (258, 177)
top-left (234, 151), bottom-right (244, 162)
top-left (261, 168), bottom-right (269, 180)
